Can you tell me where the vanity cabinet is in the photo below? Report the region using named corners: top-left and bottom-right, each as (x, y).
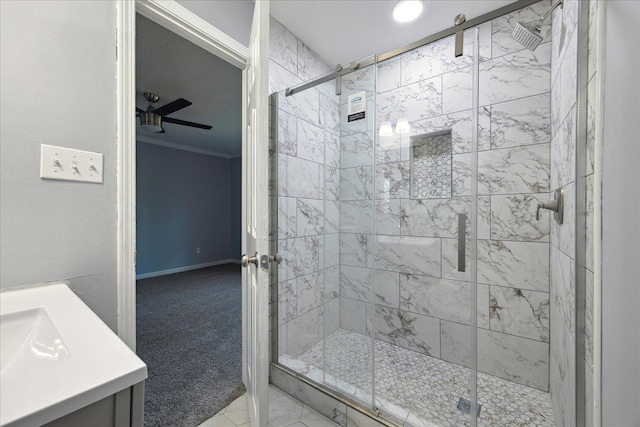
top-left (43, 382), bottom-right (144, 427)
top-left (1, 284), bottom-right (147, 427)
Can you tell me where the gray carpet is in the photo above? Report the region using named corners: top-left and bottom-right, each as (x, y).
top-left (136, 264), bottom-right (245, 427)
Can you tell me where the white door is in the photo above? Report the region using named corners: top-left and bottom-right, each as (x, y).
top-left (242, 0), bottom-right (269, 425)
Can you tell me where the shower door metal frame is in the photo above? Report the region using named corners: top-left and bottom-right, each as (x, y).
top-left (285, 0), bottom-right (540, 97)
top-left (269, 93), bottom-right (280, 367)
top-left (574, 1), bottom-right (591, 425)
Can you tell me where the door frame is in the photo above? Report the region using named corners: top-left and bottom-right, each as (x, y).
top-left (115, 0), bottom-right (248, 350)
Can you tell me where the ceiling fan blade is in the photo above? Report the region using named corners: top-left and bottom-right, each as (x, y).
top-left (152, 98), bottom-right (192, 116)
top-left (136, 107), bottom-right (145, 114)
top-left (163, 117), bottom-right (212, 130)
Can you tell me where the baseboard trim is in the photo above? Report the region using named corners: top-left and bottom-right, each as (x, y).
top-left (136, 259), bottom-right (241, 280)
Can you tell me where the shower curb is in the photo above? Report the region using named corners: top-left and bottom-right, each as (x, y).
top-left (270, 363), bottom-right (402, 427)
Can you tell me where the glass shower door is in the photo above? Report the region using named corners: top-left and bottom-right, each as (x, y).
top-left (274, 78), bottom-right (342, 386)
top-left (274, 2), bottom-right (578, 424)
top-left (372, 28), bottom-right (480, 426)
top-left (274, 64), bottom-right (378, 409)
top-left (474, 2), bottom-right (556, 426)
top-left (322, 61), bottom-right (377, 408)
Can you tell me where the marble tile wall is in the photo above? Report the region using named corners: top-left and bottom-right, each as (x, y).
top-left (270, 17), bottom-right (341, 359)
top-left (335, 1), bottom-right (554, 392)
top-left (549, 0), bottom-right (586, 425)
top-left (549, 0), bottom-right (600, 425)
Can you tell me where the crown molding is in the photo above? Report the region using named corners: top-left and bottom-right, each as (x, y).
top-left (136, 135), bottom-right (241, 159)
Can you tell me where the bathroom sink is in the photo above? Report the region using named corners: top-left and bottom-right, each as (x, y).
top-left (0, 307), bottom-right (70, 380)
top-left (0, 284), bottom-right (147, 427)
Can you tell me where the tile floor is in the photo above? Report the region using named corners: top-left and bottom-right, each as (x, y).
top-left (199, 385), bottom-right (340, 427)
top-left (201, 328), bottom-right (556, 427)
top-left (281, 329), bottom-right (557, 427)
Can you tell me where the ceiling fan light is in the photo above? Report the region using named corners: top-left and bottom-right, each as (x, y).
top-left (139, 112), bottom-right (163, 133)
top-left (393, 0), bottom-right (424, 23)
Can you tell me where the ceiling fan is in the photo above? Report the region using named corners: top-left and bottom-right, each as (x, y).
top-left (136, 92), bottom-right (212, 133)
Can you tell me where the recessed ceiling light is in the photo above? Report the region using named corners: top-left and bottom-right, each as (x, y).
top-left (393, 0), bottom-right (424, 23)
top-left (379, 122), bottom-right (393, 137)
top-left (395, 118), bottom-right (411, 134)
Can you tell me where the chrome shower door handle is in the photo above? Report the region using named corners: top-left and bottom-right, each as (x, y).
top-left (457, 214), bottom-right (466, 272)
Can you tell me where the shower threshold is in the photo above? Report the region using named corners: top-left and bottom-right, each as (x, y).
top-left (280, 329), bottom-right (556, 427)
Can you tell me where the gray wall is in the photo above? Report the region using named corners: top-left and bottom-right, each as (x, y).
top-left (602, 1), bottom-right (640, 426)
top-left (0, 1), bottom-right (118, 330)
top-left (136, 142), bottom-right (240, 275)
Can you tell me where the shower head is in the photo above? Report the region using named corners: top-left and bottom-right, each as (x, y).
top-left (511, 20), bottom-right (543, 50)
top-left (510, 0), bottom-right (563, 51)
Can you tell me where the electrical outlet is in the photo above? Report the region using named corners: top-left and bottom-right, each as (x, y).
top-left (40, 144), bottom-right (104, 183)
top-left (196, 247), bottom-right (201, 254)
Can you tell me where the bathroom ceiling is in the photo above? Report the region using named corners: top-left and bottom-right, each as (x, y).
top-left (137, 1), bottom-right (520, 156)
top-left (270, 0), bottom-right (519, 66)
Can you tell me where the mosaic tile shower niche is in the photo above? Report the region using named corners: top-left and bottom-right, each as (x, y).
top-left (274, 1), bottom-right (589, 425)
top-left (411, 130), bottom-right (453, 199)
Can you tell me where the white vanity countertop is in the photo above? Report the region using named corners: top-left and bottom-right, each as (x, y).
top-left (0, 283), bottom-right (147, 427)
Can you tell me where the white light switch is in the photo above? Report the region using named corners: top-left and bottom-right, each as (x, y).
top-left (40, 144), bottom-right (104, 184)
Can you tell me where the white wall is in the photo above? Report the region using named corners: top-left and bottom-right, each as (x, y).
top-left (0, 1), bottom-right (118, 330)
top-left (176, 0), bottom-right (254, 47)
top-left (601, 1), bottom-right (640, 426)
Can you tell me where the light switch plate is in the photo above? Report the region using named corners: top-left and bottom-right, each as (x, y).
top-left (40, 144), bottom-right (104, 183)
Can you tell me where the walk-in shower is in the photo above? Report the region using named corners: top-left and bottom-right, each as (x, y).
top-left (271, 0), bottom-right (591, 425)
